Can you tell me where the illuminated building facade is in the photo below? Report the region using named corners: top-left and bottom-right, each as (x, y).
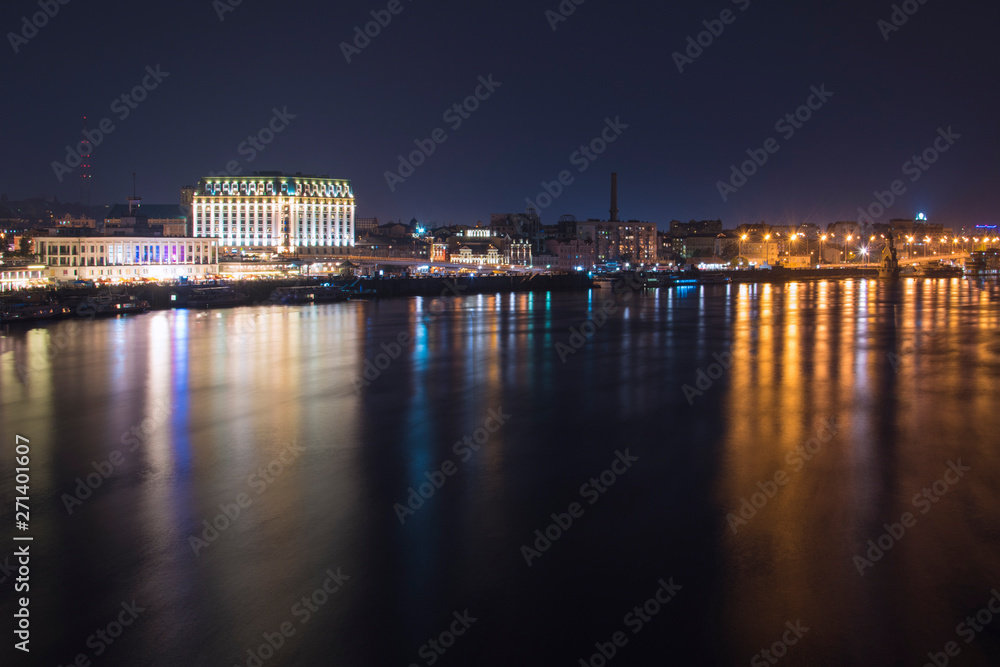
top-left (37, 237), bottom-right (219, 282)
top-left (191, 173), bottom-right (355, 253)
top-left (452, 244), bottom-right (501, 265)
top-left (0, 265), bottom-right (47, 291)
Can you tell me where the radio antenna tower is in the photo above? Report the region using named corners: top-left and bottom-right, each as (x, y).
top-left (79, 116), bottom-right (92, 206)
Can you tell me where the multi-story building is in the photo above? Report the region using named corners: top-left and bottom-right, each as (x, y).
top-left (556, 238), bottom-right (595, 271)
top-left (37, 237), bottom-right (219, 283)
top-left (741, 241), bottom-right (779, 267)
top-left (576, 220), bottom-right (658, 265)
top-left (355, 217), bottom-right (379, 238)
top-left (191, 172), bottom-right (355, 253)
top-left (672, 235), bottom-right (719, 259)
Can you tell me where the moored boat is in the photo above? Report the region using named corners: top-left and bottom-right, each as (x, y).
top-left (270, 284), bottom-right (347, 304)
top-left (90, 294), bottom-right (151, 316)
top-left (186, 286), bottom-right (249, 309)
top-left (0, 294), bottom-right (70, 324)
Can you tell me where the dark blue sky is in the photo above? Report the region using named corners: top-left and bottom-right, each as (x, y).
top-left (3, 0), bottom-right (998, 229)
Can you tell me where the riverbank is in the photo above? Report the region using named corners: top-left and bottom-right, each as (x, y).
top-left (3, 273), bottom-right (596, 315)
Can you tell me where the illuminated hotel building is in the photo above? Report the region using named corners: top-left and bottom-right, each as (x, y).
top-left (191, 172), bottom-right (356, 253)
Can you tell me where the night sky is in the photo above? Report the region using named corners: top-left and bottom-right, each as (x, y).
top-left (3, 0), bottom-right (998, 229)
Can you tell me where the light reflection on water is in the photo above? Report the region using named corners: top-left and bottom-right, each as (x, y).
top-left (0, 278), bottom-right (998, 665)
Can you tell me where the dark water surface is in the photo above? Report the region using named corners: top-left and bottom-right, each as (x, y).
top-left (2, 279), bottom-right (1000, 666)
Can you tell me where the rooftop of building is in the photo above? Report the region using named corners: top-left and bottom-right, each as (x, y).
top-left (199, 172), bottom-right (348, 180)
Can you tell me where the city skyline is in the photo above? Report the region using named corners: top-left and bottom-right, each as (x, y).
top-left (5, 1), bottom-right (1000, 664)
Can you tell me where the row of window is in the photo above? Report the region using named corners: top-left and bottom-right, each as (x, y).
top-left (40, 244), bottom-right (214, 255)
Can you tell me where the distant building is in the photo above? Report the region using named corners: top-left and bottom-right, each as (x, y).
top-left (55, 215), bottom-right (97, 229)
top-left (673, 235), bottom-right (717, 259)
top-left (372, 222), bottom-right (409, 237)
top-left (455, 226), bottom-right (493, 239)
top-left (827, 221), bottom-right (862, 245)
top-left (355, 217), bottom-right (378, 238)
top-left (432, 233), bottom-right (531, 266)
top-left (669, 219), bottom-right (722, 236)
top-left (105, 201), bottom-right (188, 237)
top-left (451, 242), bottom-right (501, 265)
top-left (742, 241), bottom-right (779, 266)
top-left (576, 220), bottom-right (658, 264)
top-left (556, 238), bottom-right (595, 271)
top-left (490, 209), bottom-right (544, 251)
